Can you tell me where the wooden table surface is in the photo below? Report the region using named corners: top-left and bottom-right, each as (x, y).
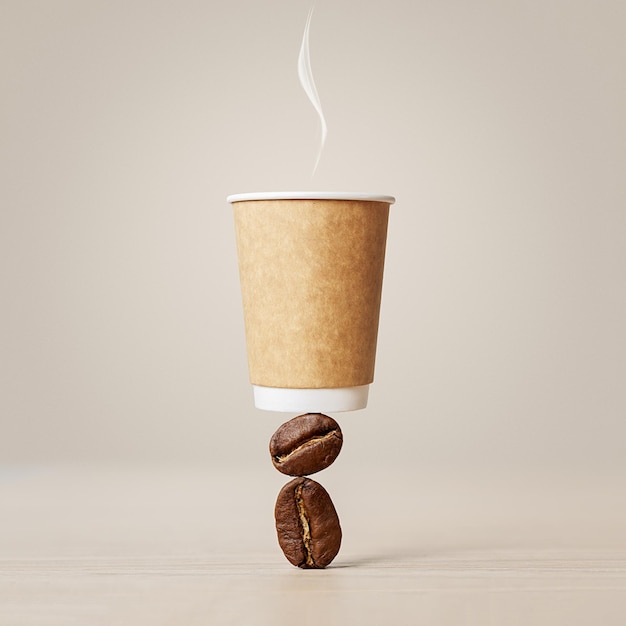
top-left (2, 466), bottom-right (625, 625)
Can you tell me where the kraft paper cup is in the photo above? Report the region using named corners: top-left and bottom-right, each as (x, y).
top-left (228, 192), bottom-right (395, 412)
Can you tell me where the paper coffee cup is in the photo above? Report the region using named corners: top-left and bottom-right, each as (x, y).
top-left (228, 192), bottom-right (394, 412)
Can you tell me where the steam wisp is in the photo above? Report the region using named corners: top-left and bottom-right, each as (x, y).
top-left (298, 7), bottom-right (327, 177)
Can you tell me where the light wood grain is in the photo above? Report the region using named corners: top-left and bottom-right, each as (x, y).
top-left (2, 467), bottom-right (625, 625)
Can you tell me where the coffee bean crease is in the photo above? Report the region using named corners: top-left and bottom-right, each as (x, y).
top-left (273, 429), bottom-right (340, 463)
top-left (295, 483), bottom-right (314, 567)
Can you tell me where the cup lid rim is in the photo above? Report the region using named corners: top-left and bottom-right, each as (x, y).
top-left (227, 191), bottom-right (395, 204)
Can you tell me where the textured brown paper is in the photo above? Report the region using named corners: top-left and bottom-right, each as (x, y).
top-left (233, 198), bottom-right (390, 389)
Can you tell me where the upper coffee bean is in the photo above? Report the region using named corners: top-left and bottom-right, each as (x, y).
top-left (270, 413), bottom-right (343, 476)
top-left (274, 477), bottom-right (342, 569)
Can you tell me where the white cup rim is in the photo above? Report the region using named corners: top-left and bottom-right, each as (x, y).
top-left (227, 191), bottom-right (395, 204)
top-left (252, 385), bottom-right (370, 412)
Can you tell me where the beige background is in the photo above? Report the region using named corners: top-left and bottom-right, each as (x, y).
top-left (2, 2), bottom-right (626, 624)
top-left (1, 0), bottom-right (625, 474)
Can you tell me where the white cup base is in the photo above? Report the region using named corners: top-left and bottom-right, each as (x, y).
top-left (252, 385), bottom-right (369, 412)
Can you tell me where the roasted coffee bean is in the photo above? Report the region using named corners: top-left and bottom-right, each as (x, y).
top-left (274, 477), bottom-right (342, 569)
top-left (270, 413), bottom-right (343, 476)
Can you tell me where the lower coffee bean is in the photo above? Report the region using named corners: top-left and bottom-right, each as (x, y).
top-left (274, 477), bottom-right (342, 569)
top-left (270, 413), bottom-right (343, 476)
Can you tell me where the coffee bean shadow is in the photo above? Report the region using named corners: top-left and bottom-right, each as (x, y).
top-left (329, 553), bottom-right (416, 568)
top-left (331, 541), bottom-right (505, 568)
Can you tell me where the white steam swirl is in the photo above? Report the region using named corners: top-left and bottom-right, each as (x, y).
top-left (298, 7), bottom-right (327, 177)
